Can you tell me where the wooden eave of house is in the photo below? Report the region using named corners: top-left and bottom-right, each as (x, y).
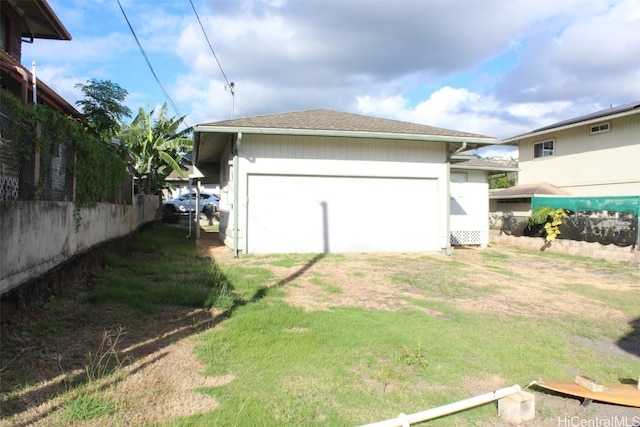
top-left (502, 101), bottom-right (640, 144)
top-left (489, 183), bottom-right (569, 200)
top-left (12, 0), bottom-right (72, 41)
top-left (0, 50), bottom-right (80, 118)
top-left (193, 108), bottom-right (498, 180)
top-left (1, 0), bottom-right (77, 117)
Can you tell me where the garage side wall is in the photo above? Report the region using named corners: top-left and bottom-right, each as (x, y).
top-left (233, 134), bottom-right (450, 254)
top-left (450, 171), bottom-right (489, 246)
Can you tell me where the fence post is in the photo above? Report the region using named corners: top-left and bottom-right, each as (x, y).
top-left (33, 121), bottom-right (41, 198)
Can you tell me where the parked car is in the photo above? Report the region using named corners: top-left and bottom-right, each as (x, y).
top-left (162, 192), bottom-right (219, 223)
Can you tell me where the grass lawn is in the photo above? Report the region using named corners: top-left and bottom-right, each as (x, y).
top-left (1, 224), bottom-right (639, 426)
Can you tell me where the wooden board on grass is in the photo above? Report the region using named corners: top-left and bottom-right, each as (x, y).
top-left (534, 380), bottom-right (640, 407)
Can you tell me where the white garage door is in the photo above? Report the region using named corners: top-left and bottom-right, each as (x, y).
top-left (247, 174), bottom-right (440, 253)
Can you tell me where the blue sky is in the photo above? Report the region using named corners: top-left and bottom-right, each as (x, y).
top-left (22, 0), bottom-right (640, 159)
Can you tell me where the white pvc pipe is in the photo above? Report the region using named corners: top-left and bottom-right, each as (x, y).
top-left (359, 384), bottom-right (522, 427)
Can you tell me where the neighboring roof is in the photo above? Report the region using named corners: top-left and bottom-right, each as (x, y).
top-left (490, 183), bottom-right (569, 200)
top-left (451, 157), bottom-right (518, 173)
top-left (196, 109), bottom-right (496, 143)
top-left (13, 0), bottom-right (72, 41)
top-left (503, 101), bottom-right (640, 143)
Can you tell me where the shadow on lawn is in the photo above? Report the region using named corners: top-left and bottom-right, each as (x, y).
top-left (228, 253), bottom-right (326, 315)
top-left (617, 317), bottom-right (640, 359)
top-left (0, 236), bottom-right (326, 426)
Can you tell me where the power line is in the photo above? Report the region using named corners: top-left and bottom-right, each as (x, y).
top-left (189, 0), bottom-right (235, 118)
top-left (116, 0), bottom-right (183, 121)
top-left (189, 0), bottom-right (232, 89)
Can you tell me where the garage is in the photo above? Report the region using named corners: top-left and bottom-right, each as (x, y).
top-left (193, 109), bottom-right (497, 255)
top-left (247, 174), bottom-right (440, 253)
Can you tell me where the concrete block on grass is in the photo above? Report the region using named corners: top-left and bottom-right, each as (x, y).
top-left (498, 390), bottom-right (535, 423)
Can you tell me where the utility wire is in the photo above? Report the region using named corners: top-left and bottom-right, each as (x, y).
top-left (116, 0), bottom-right (184, 121)
top-left (189, 0), bottom-right (233, 93)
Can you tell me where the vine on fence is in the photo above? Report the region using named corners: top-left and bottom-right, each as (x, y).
top-left (1, 92), bottom-right (126, 224)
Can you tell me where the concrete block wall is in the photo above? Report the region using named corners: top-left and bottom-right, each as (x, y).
top-left (0, 195), bottom-right (160, 296)
top-left (489, 230), bottom-right (640, 263)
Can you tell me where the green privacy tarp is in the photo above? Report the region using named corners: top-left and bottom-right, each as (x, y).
top-left (531, 195), bottom-right (640, 216)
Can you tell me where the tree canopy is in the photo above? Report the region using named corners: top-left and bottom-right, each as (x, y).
top-left (75, 79), bottom-right (132, 141)
top-left (118, 103), bottom-right (191, 194)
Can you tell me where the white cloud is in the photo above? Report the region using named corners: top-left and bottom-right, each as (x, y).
top-left (18, 0), bottom-right (640, 151)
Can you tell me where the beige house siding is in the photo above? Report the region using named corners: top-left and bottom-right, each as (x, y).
top-left (519, 113), bottom-right (640, 196)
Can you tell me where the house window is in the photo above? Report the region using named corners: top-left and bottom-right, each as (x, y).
top-left (533, 140), bottom-right (554, 158)
top-left (590, 122), bottom-right (610, 134)
top-left (451, 172), bottom-right (467, 183)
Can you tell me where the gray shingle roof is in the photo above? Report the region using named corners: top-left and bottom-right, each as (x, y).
top-left (199, 108), bottom-right (492, 139)
top-left (453, 158), bottom-right (516, 169)
top-left (504, 101), bottom-right (640, 142)
top-left (533, 101), bottom-right (640, 133)
top-left (490, 183), bottom-right (569, 199)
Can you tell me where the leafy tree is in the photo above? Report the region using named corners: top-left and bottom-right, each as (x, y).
top-left (75, 79), bottom-right (132, 141)
top-left (489, 172), bottom-right (516, 189)
top-left (118, 103), bottom-right (190, 194)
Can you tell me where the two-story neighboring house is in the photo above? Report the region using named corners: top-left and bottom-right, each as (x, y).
top-left (491, 101), bottom-right (640, 215)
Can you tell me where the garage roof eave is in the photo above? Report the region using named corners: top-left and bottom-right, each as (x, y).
top-left (192, 125), bottom-right (497, 145)
top-left (451, 164), bottom-right (519, 173)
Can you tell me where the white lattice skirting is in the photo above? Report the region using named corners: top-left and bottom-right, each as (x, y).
top-left (450, 230), bottom-right (482, 245)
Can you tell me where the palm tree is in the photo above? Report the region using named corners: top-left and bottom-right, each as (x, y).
top-left (118, 103), bottom-right (190, 194)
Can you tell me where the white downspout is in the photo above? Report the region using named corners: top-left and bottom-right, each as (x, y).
top-left (233, 132), bottom-right (242, 258)
top-left (449, 141), bottom-right (467, 159)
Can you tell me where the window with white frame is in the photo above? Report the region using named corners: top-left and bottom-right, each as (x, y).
top-left (533, 140), bottom-right (554, 158)
top-left (590, 122), bottom-right (610, 134)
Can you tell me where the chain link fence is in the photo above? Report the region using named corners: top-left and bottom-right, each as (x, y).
top-left (0, 111), bottom-right (29, 201)
top-left (0, 110), bottom-right (75, 202)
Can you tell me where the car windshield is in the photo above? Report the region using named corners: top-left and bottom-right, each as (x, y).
top-left (175, 193), bottom-right (217, 201)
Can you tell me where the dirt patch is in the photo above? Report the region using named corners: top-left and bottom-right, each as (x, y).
top-left (0, 301), bottom-right (226, 426)
top-left (241, 249), bottom-right (634, 323)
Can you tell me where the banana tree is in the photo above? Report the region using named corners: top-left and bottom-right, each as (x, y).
top-left (118, 103), bottom-right (191, 194)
